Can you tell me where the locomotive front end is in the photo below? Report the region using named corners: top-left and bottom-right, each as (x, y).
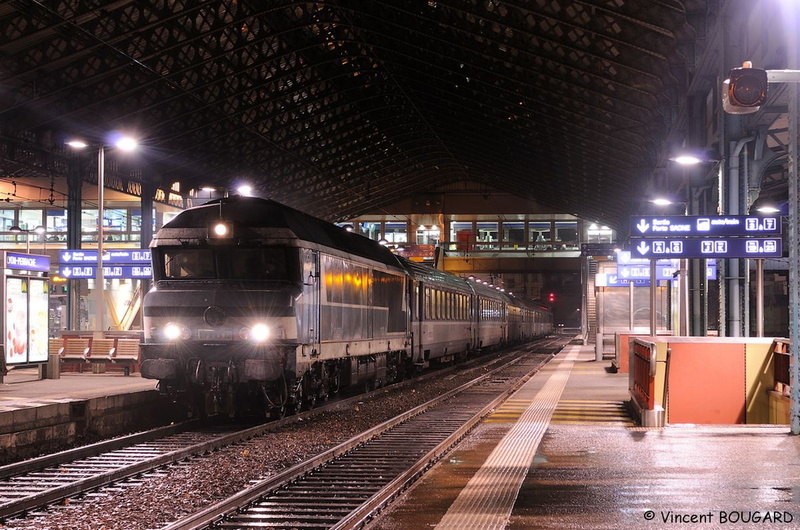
top-left (141, 205), bottom-right (305, 417)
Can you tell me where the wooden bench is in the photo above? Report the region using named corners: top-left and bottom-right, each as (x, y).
top-left (57, 337), bottom-right (91, 372)
top-left (107, 338), bottom-right (141, 376)
top-left (86, 338), bottom-right (115, 373)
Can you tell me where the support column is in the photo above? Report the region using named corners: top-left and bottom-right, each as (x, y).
top-left (66, 156), bottom-right (84, 331)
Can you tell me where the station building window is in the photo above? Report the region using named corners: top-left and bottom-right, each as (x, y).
top-left (18, 209), bottom-right (43, 232)
top-left (46, 209), bottom-right (68, 241)
top-left (502, 222), bottom-right (525, 249)
top-left (587, 223), bottom-right (614, 243)
top-left (475, 222), bottom-right (498, 249)
top-left (450, 221), bottom-right (473, 251)
top-left (359, 222), bottom-right (381, 241)
top-left (555, 221), bottom-right (578, 249)
top-left (383, 222), bottom-right (408, 244)
top-left (416, 225), bottom-right (440, 245)
top-left (0, 210), bottom-right (16, 242)
top-left (529, 221), bottom-right (551, 249)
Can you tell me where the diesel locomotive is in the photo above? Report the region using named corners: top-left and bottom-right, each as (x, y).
top-left (140, 196), bottom-right (553, 417)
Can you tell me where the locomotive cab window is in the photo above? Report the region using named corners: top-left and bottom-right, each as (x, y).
top-left (158, 246), bottom-right (298, 281)
top-left (163, 249), bottom-right (215, 278)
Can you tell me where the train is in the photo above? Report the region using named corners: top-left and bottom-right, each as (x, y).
top-left (140, 196), bottom-right (554, 417)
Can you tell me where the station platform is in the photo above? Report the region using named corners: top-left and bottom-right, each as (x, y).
top-left (0, 368), bottom-right (170, 464)
top-left (0, 367), bottom-right (155, 413)
top-left (371, 341), bottom-right (800, 529)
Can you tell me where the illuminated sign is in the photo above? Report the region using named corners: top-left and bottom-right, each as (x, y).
top-left (4, 252), bottom-right (50, 272)
top-left (59, 249), bottom-right (151, 264)
top-left (617, 263), bottom-right (717, 281)
top-left (630, 238), bottom-right (782, 259)
top-left (631, 216), bottom-right (781, 238)
top-left (60, 265), bottom-right (152, 279)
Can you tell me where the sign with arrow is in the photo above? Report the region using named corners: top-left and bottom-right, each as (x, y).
top-left (631, 215), bottom-right (781, 238)
top-left (630, 237), bottom-right (782, 258)
top-left (59, 249), bottom-right (151, 264)
top-left (60, 265), bottom-right (152, 279)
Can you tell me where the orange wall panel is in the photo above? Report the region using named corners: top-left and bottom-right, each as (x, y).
top-left (667, 342), bottom-right (745, 424)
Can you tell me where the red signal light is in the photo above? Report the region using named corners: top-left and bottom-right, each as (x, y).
top-left (548, 292), bottom-right (555, 303)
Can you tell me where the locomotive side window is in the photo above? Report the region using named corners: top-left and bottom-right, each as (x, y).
top-left (164, 249), bottom-right (215, 278)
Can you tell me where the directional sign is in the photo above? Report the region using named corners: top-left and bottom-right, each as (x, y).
top-left (631, 215), bottom-right (781, 238)
top-left (59, 249), bottom-right (151, 264)
top-left (631, 237), bottom-right (782, 259)
top-left (60, 265), bottom-right (152, 279)
top-left (617, 263), bottom-right (717, 280)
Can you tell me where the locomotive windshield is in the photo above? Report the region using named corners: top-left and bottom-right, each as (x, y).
top-left (160, 247), bottom-right (297, 281)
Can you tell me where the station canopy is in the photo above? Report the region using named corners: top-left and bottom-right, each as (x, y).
top-left (0, 1), bottom-right (701, 229)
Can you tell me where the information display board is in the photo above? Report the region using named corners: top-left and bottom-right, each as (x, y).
top-left (630, 237), bottom-right (782, 259)
top-left (631, 215), bottom-right (781, 238)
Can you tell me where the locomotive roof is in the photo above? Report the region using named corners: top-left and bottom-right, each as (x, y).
top-left (160, 196), bottom-right (403, 269)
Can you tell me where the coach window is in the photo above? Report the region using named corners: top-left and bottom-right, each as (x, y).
top-left (475, 222), bottom-right (498, 250)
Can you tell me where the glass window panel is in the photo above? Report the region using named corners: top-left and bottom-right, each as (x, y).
top-left (555, 221), bottom-right (578, 249)
top-left (384, 222), bottom-right (408, 244)
top-left (359, 222), bottom-right (381, 241)
top-left (163, 249), bottom-right (215, 278)
top-left (502, 221), bottom-right (525, 249)
top-left (104, 209), bottom-right (127, 231)
top-left (18, 209), bottom-right (43, 230)
top-left (529, 222), bottom-right (552, 249)
top-left (416, 225), bottom-right (440, 245)
top-left (476, 222), bottom-right (498, 249)
top-left (0, 210), bottom-right (16, 242)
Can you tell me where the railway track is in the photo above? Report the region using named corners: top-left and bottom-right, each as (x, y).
top-left (0, 337), bottom-right (566, 527)
top-left (0, 421), bottom-right (270, 521)
top-left (164, 347), bottom-right (553, 530)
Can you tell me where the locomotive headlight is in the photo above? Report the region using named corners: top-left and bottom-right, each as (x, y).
top-left (163, 322), bottom-right (191, 341)
top-left (240, 323), bottom-right (270, 342)
top-left (251, 323), bottom-right (270, 342)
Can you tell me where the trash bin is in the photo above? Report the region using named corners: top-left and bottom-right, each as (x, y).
top-left (46, 353), bottom-right (61, 379)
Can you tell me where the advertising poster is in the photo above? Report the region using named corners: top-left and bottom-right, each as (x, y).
top-left (28, 278), bottom-right (49, 363)
top-left (5, 277), bottom-right (28, 364)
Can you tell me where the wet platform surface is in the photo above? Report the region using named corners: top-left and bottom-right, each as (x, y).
top-left (0, 367), bottom-right (155, 413)
top-left (370, 342), bottom-right (800, 529)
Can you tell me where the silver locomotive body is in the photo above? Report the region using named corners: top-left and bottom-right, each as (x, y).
top-left (141, 197), bottom-right (412, 417)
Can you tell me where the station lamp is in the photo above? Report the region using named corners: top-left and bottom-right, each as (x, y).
top-left (67, 134), bottom-right (138, 335)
